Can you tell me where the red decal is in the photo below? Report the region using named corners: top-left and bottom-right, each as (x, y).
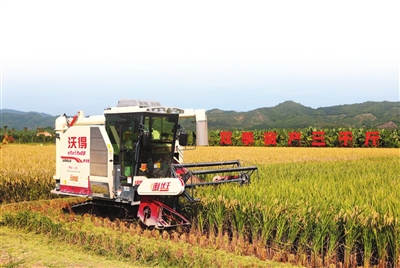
top-left (288, 132), bottom-right (301, 147)
top-left (159, 182), bottom-right (171, 191)
top-left (151, 182), bottom-right (160, 191)
top-left (365, 131), bottom-right (380, 147)
top-left (60, 185), bottom-right (91, 195)
top-left (311, 131), bottom-right (326, 147)
top-left (339, 131), bottom-right (353, 147)
top-left (241, 132), bottom-right (254, 146)
top-left (61, 156), bottom-right (83, 163)
top-left (220, 131), bottom-right (232, 145)
top-left (264, 131), bottom-right (277, 146)
top-left (68, 136), bottom-right (88, 149)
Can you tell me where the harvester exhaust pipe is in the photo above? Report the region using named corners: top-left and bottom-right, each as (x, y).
top-left (180, 109), bottom-right (208, 146)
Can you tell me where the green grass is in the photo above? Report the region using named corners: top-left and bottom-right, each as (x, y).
top-left (0, 226), bottom-right (145, 268)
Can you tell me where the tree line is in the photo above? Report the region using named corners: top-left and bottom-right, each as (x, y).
top-left (2, 126), bottom-right (399, 148)
top-left (1, 126), bottom-right (55, 144)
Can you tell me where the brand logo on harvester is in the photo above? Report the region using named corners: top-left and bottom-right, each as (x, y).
top-left (151, 182), bottom-right (171, 192)
top-left (68, 150), bottom-right (86, 155)
top-left (68, 136), bottom-right (87, 149)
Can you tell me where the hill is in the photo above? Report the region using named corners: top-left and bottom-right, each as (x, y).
top-left (1, 101), bottom-right (399, 131)
top-left (203, 101), bottom-right (399, 130)
top-left (0, 110), bottom-right (58, 130)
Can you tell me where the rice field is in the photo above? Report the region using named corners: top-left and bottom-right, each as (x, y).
top-left (184, 147), bottom-right (400, 267)
top-left (0, 144), bottom-right (55, 203)
top-left (1, 144), bottom-right (399, 267)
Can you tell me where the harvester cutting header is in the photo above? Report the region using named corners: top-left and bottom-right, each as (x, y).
top-left (52, 99), bottom-right (257, 229)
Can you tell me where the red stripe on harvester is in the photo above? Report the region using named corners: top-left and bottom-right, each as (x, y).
top-left (61, 156), bottom-right (83, 163)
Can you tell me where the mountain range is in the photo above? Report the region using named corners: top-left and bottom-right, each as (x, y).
top-left (202, 101), bottom-right (399, 130)
top-left (1, 101), bottom-right (399, 131)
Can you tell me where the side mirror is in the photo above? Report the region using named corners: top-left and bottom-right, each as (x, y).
top-left (179, 132), bottom-right (188, 146)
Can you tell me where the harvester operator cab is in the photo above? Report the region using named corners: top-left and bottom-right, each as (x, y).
top-left (105, 112), bottom-right (187, 183)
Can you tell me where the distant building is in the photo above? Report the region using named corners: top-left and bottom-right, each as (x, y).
top-left (37, 132), bottom-right (53, 137)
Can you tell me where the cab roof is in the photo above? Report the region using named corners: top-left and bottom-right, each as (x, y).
top-left (104, 99), bottom-right (184, 115)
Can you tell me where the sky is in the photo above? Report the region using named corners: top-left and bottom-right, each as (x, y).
top-left (0, 0), bottom-right (399, 117)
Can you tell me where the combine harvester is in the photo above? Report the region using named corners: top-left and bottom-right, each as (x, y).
top-left (52, 99), bottom-right (257, 229)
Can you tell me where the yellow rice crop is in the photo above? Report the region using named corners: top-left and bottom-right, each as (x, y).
top-left (1, 144), bottom-right (399, 267)
top-left (0, 144), bottom-right (55, 203)
top-left (183, 146), bottom-right (399, 164)
top-left (184, 146), bottom-right (400, 267)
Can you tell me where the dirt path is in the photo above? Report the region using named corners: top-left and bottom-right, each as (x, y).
top-left (0, 226), bottom-right (145, 268)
